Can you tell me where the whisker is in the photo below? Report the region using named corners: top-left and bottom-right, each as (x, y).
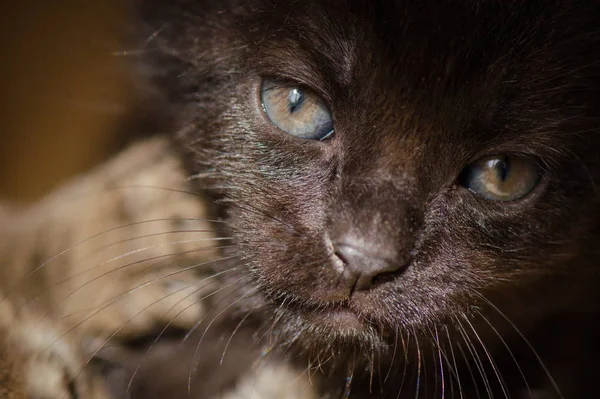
top-left (186, 171), bottom-right (223, 181)
top-left (220, 309), bottom-right (254, 365)
top-left (110, 184), bottom-right (215, 201)
top-left (434, 327), bottom-right (446, 399)
top-left (45, 255), bottom-right (239, 351)
top-left (55, 245), bottom-right (237, 310)
top-left (67, 264), bottom-right (229, 397)
top-left (384, 327), bottom-right (399, 384)
top-left (18, 239), bottom-right (231, 332)
top-left (475, 309), bottom-right (533, 399)
top-left (414, 331), bottom-right (422, 399)
top-left (368, 344), bottom-right (375, 394)
top-left (444, 325), bottom-right (464, 399)
top-left (0, 217), bottom-right (225, 304)
top-left (51, 235), bottom-right (233, 289)
top-left (306, 356), bottom-right (315, 387)
top-left (59, 265), bottom-right (237, 327)
top-left (395, 330), bottom-right (410, 399)
top-left (455, 337), bottom-right (481, 399)
top-left (461, 314), bottom-right (509, 399)
top-left (342, 364), bottom-right (355, 399)
top-left (143, 24), bottom-right (166, 46)
top-left (123, 265), bottom-right (241, 398)
top-left (84, 230), bottom-right (231, 261)
top-left (80, 238), bottom-right (220, 272)
top-left (77, 279), bottom-right (200, 382)
top-left (221, 199), bottom-right (301, 236)
top-left (188, 284), bottom-right (259, 393)
top-left (181, 274), bottom-right (253, 344)
top-left (315, 352), bottom-right (332, 374)
top-left (456, 318), bottom-right (493, 398)
top-left (427, 329), bottom-right (439, 399)
top-left (263, 297), bottom-right (289, 348)
top-left (110, 24), bottom-right (167, 57)
top-left (473, 291), bottom-right (564, 398)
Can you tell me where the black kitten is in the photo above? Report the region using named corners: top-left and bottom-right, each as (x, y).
top-left (131, 1), bottom-right (600, 397)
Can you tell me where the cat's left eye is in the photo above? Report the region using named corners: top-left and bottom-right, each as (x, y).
top-left (260, 80), bottom-right (334, 140)
top-left (459, 154), bottom-right (541, 201)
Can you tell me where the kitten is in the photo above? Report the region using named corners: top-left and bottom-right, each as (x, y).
top-left (131, 0), bottom-right (600, 398)
top-left (5, 0), bottom-right (599, 397)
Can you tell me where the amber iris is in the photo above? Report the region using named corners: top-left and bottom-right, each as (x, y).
top-left (460, 155), bottom-right (541, 201)
top-left (261, 80), bottom-right (334, 140)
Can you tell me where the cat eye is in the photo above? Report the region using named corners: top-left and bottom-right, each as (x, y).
top-left (260, 80), bottom-right (334, 140)
top-left (459, 155), bottom-right (541, 201)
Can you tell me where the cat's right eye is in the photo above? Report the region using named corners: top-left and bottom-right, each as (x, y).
top-left (458, 154), bottom-right (541, 201)
top-left (260, 80), bottom-right (334, 140)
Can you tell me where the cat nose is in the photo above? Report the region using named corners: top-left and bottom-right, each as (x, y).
top-left (334, 242), bottom-right (402, 292)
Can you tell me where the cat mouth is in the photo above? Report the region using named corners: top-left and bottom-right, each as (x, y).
top-left (321, 307), bottom-right (364, 329)
top-left (286, 303), bottom-right (391, 350)
top-left (293, 301), bottom-right (372, 333)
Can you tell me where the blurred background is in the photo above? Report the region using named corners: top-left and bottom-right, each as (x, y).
top-left (0, 1), bottom-right (134, 202)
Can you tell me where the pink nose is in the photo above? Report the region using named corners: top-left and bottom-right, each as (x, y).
top-left (334, 243), bottom-right (402, 292)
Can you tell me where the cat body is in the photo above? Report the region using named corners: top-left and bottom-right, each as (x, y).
top-left (0, 138), bottom-right (218, 398)
top-left (0, 297), bottom-right (110, 399)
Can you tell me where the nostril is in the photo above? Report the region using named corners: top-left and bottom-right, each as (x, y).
top-left (334, 248), bottom-right (348, 265)
top-left (370, 268), bottom-right (403, 287)
top-left (332, 243), bottom-right (404, 291)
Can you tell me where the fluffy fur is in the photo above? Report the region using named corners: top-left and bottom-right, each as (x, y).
top-left (3, 1), bottom-right (600, 398)
top-left (0, 138), bottom-right (219, 397)
top-left (137, 0), bottom-right (600, 397)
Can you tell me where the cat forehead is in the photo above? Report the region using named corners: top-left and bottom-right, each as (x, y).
top-left (239, 1), bottom-right (534, 119)
top-left (242, 1), bottom-right (537, 77)
top-left (236, 1), bottom-right (594, 90)
top-left (230, 0), bottom-right (597, 153)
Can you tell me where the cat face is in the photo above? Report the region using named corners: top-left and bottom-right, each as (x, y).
top-left (147, 0), bottom-right (600, 354)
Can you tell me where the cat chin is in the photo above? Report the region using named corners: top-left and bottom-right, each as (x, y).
top-left (302, 306), bottom-right (368, 333)
top-left (271, 304), bottom-right (393, 357)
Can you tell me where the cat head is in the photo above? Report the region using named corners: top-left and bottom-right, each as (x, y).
top-left (142, 0), bottom-right (600, 355)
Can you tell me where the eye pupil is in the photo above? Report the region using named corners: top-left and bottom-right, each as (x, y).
top-left (490, 157), bottom-right (509, 181)
top-left (459, 155), bottom-right (540, 201)
top-left (288, 88), bottom-right (305, 113)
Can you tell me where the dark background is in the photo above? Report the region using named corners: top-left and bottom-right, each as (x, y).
top-left (0, 1), bottom-right (133, 202)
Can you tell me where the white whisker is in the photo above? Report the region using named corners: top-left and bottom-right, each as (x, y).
top-left (461, 314), bottom-right (509, 399)
top-left (475, 309), bottom-right (533, 399)
top-left (43, 255), bottom-right (239, 351)
top-left (188, 285), bottom-right (259, 393)
top-left (474, 291), bottom-right (563, 398)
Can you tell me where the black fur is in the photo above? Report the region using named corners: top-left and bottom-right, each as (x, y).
top-left (127, 1), bottom-right (600, 397)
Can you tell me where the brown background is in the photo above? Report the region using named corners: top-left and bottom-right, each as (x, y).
top-left (0, 1), bottom-right (132, 202)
